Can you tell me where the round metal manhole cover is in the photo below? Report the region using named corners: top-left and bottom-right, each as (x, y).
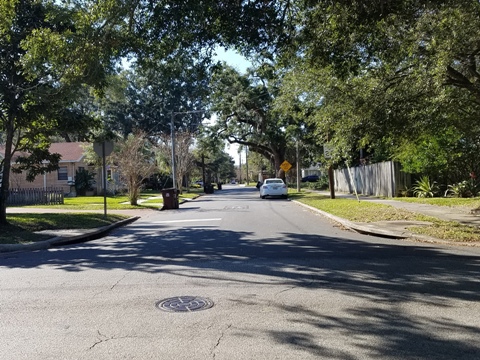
top-left (156, 296), bottom-right (214, 312)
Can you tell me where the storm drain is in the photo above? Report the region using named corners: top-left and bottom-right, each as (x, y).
top-left (156, 296), bottom-right (214, 312)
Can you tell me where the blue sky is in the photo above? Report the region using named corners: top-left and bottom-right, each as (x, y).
top-left (213, 47), bottom-right (251, 74)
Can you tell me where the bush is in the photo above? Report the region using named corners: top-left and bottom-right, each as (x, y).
top-left (303, 174), bottom-right (329, 190)
top-left (446, 180), bottom-right (479, 198)
top-left (412, 176), bottom-right (438, 198)
top-left (397, 187), bottom-right (413, 197)
top-left (75, 169), bottom-right (96, 196)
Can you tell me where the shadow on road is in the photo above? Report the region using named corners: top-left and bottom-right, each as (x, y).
top-left (3, 186), bottom-right (480, 359)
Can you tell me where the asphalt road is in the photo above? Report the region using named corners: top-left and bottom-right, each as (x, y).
top-left (2, 185), bottom-right (480, 359)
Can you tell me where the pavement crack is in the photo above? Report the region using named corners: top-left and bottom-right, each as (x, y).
top-left (212, 324), bottom-right (232, 359)
top-left (88, 330), bottom-right (109, 350)
top-left (88, 330), bottom-right (138, 351)
top-left (276, 286), bottom-right (296, 295)
top-left (111, 272), bottom-right (129, 290)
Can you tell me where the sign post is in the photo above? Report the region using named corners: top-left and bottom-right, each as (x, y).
top-left (94, 142), bottom-right (114, 217)
top-left (280, 160), bottom-right (292, 189)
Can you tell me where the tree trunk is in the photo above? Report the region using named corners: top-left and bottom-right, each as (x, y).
top-left (0, 119), bottom-right (15, 225)
top-left (272, 148), bottom-right (286, 181)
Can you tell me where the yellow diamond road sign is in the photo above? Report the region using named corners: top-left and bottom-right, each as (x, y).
top-left (280, 160), bottom-right (292, 172)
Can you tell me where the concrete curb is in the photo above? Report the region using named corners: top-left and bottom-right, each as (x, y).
top-left (0, 216), bottom-right (140, 254)
top-left (292, 200), bottom-right (408, 239)
top-left (292, 200), bottom-right (480, 247)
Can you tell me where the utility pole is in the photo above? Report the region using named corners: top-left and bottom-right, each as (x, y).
top-left (239, 152), bottom-right (242, 182)
top-left (202, 154), bottom-right (206, 188)
top-left (296, 139), bottom-right (300, 192)
top-left (170, 112), bottom-right (176, 189)
top-left (245, 146), bottom-right (249, 185)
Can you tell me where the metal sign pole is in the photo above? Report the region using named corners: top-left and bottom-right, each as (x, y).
top-left (102, 142), bottom-right (107, 217)
top-left (171, 112), bottom-right (176, 190)
top-left (93, 141), bottom-right (113, 217)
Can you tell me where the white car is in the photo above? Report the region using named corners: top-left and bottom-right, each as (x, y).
top-left (259, 178), bottom-right (288, 199)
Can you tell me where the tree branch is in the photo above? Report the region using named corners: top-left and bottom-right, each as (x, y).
top-left (445, 65), bottom-right (480, 102)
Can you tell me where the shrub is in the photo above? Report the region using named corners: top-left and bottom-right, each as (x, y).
top-left (397, 187), bottom-right (413, 197)
top-left (412, 176), bottom-right (438, 198)
top-left (75, 169), bottom-right (96, 196)
top-left (303, 174), bottom-right (329, 190)
top-left (446, 180), bottom-right (479, 198)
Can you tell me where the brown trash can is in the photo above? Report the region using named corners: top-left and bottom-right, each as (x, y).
top-left (161, 188), bottom-right (179, 210)
top-left (204, 184), bottom-right (214, 194)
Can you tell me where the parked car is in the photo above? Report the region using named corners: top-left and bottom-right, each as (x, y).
top-left (301, 175), bottom-right (319, 182)
top-left (259, 178), bottom-right (288, 199)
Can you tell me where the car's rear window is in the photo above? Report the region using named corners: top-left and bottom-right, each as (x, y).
top-left (265, 179), bottom-right (284, 184)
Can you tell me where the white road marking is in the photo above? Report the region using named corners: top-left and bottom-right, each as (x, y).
top-left (153, 218), bottom-right (222, 224)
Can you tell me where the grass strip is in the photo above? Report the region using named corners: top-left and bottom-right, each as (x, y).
top-left (2, 213), bottom-right (128, 245)
top-left (290, 192), bottom-right (480, 242)
top-left (393, 196), bottom-right (480, 209)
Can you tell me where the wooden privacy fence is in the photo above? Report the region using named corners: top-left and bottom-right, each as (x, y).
top-left (334, 161), bottom-right (411, 197)
top-left (7, 188), bottom-right (64, 206)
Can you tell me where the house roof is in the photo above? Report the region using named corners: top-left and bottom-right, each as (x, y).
top-left (50, 142), bottom-right (86, 162)
top-left (0, 142), bottom-right (87, 163)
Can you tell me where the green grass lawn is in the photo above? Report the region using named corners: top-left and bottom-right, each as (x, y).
top-left (393, 196), bottom-right (480, 210)
top-left (290, 191), bottom-right (480, 242)
top-left (12, 195), bottom-right (146, 210)
top-left (2, 191), bottom-right (202, 245)
top-left (2, 213), bottom-right (128, 245)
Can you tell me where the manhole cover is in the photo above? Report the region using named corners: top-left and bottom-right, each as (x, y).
top-left (156, 296), bottom-right (214, 312)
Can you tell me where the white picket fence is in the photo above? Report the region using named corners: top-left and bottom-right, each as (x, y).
top-left (334, 161), bottom-right (411, 197)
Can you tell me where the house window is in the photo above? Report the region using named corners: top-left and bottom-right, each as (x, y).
top-left (78, 167), bottom-right (85, 172)
top-left (58, 167), bottom-right (68, 180)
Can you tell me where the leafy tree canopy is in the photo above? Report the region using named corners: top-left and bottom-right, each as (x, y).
top-left (276, 1), bottom-right (480, 180)
top-left (0, 0), bottom-right (119, 223)
top-left (208, 62), bottom-right (303, 175)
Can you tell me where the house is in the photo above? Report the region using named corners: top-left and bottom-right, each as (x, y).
top-left (5, 142), bottom-right (96, 196)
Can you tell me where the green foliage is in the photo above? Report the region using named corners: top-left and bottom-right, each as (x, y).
top-left (209, 62), bottom-right (295, 174)
top-left (291, 192), bottom-right (480, 242)
top-left (446, 180), bottom-right (479, 198)
top-left (393, 128), bottom-right (463, 179)
top-left (412, 176), bottom-right (439, 198)
top-left (75, 168), bottom-right (96, 196)
top-left (102, 59), bottom-right (211, 138)
top-left (194, 130), bottom-right (236, 183)
top-left (278, 1), bottom-right (480, 180)
top-left (0, 0), bottom-right (117, 223)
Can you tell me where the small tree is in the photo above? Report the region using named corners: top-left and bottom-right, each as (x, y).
top-left (111, 132), bottom-right (157, 205)
top-left (157, 131), bottom-right (196, 193)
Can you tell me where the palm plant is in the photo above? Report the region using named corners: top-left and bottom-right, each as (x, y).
top-left (412, 176), bottom-right (438, 198)
top-left (446, 180), bottom-right (479, 198)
